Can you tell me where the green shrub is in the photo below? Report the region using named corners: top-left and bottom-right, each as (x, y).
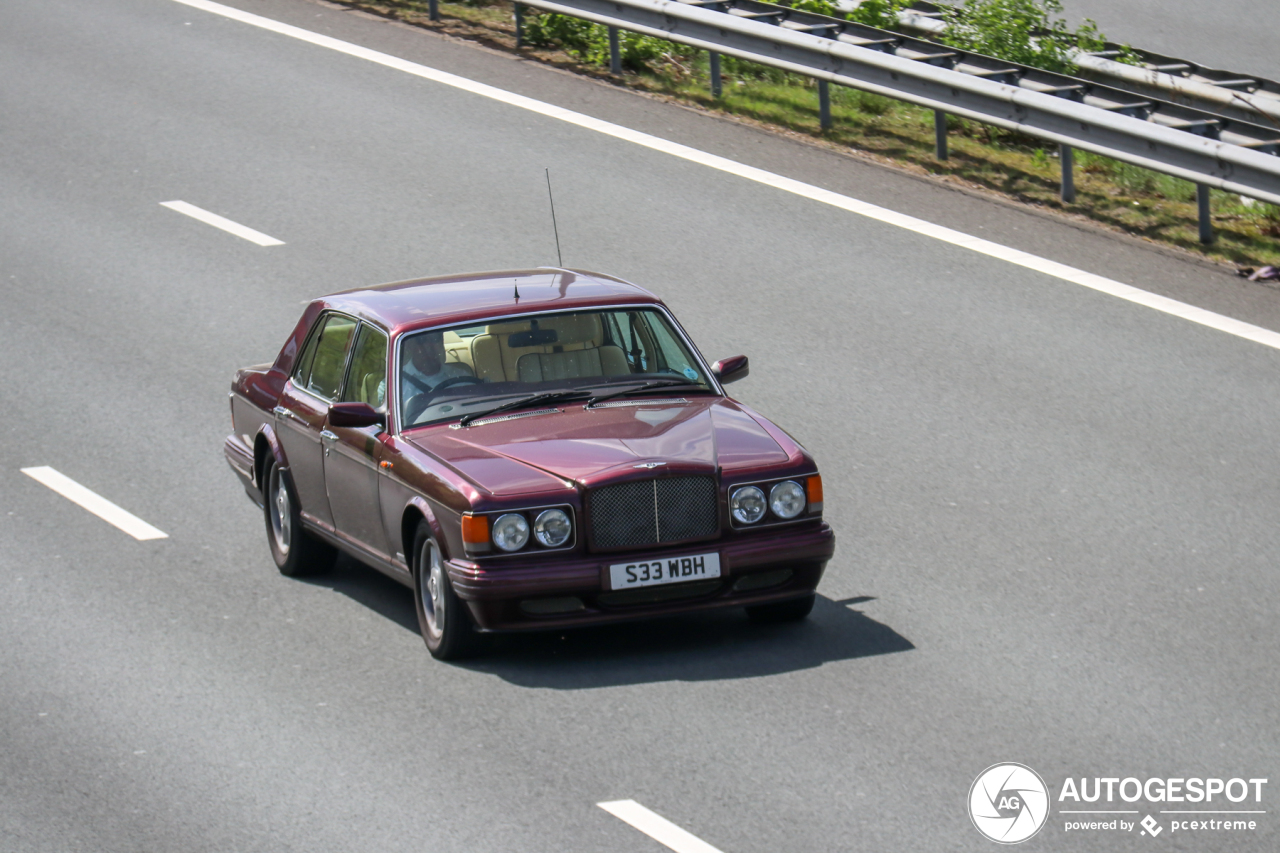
top-left (720, 54), bottom-right (807, 85)
top-left (846, 0), bottom-right (910, 29)
top-left (1075, 150), bottom-right (1196, 200)
top-left (832, 85), bottom-right (896, 116)
top-left (781, 0), bottom-right (844, 16)
top-left (522, 12), bottom-right (695, 72)
top-left (940, 0), bottom-right (1107, 73)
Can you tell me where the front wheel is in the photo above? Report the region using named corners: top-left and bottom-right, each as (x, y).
top-left (263, 457), bottom-right (336, 577)
top-left (745, 592), bottom-right (815, 624)
top-left (412, 521), bottom-right (478, 660)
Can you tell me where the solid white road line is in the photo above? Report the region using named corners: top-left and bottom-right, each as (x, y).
top-left (21, 467), bottom-right (168, 541)
top-left (160, 200), bottom-right (284, 246)
top-left (172, 0), bottom-right (1280, 352)
top-left (598, 800), bottom-right (726, 853)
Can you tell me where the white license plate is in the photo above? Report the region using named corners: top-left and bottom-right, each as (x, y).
top-left (609, 552), bottom-right (721, 590)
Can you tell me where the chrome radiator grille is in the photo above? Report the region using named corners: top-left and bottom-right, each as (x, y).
top-left (588, 476), bottom-right (719, 549)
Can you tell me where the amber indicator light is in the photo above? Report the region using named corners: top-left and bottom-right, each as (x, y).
top-left (807, 475), bottom-right (824, 511)
top-left (461, 514), bottom-right (490, 545)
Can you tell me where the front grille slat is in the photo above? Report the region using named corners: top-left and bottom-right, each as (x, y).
top-left (589, 475), bottom-right (718, 549)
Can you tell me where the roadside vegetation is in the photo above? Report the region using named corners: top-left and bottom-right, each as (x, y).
top-left (341, 0), bottom-right (1280, 269)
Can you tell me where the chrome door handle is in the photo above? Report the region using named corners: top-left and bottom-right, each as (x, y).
top-left (272, 405), bottom-right (294, 420)
top-left (320, 430), bottom-right (339, 441)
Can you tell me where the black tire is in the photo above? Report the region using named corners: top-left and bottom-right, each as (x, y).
top-left (412, 521), bottom-right (479, 660)
top-left (745, 592), bottom-right (815, 624)
top-left (263, 457), bottom-right (336, 578)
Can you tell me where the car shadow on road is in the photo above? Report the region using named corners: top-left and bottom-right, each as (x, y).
top-left (302, 554), bottom-right (420, 634)
top-left (304, 559), bottom-right (914, 686)
top-left (462, 594), bottom-right (914, 688)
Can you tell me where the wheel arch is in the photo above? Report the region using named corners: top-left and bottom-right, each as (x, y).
top-left (253, 425), bottom-right (286, 492)
top-left (402, 496), bottom-right (449, 568)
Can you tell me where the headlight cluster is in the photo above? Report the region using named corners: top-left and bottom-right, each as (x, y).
top-left (464, 507), bottom-right (574, 555)
top-left (729, 477), bottom-right (818, 526)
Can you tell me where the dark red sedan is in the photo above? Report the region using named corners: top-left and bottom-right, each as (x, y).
top-left (225, 269), bottom-right (835, 659)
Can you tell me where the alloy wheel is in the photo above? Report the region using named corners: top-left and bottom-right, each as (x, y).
top-left (269, 465), bottom-right (291, 555)
top-left (419, 538), bottom-right (445, 635)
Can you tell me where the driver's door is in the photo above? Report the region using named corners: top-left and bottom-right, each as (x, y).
top-left (324, 322), bottom-right (391, 559)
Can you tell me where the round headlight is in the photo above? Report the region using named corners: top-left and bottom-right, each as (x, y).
top-left (769, 480), bottom-right (806, 519)
top-left (491, 513), bottom-right (530, 552)
top-left (533, 508), bottom-right (572, 548)
top-left (731, 485), bottom-right (766, 524)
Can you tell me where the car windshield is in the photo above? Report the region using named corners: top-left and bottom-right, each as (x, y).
top-left (398, 308), bottom-right (714, 427)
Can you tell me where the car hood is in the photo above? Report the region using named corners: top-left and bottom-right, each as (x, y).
top-left (407, 397), bottom-right (793, 495)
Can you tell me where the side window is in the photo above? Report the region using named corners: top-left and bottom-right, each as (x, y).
top-left (302, 314), bottom-right (358, 400)
top-left (293, 319), bottom-right (323, 385)
top-left (341, 325), bottom-right (389, 411)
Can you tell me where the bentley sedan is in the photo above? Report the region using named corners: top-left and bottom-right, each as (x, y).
top-left (225, 269), bottom-right (836, 659)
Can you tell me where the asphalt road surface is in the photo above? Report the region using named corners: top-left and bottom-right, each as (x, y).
top-left (2, 1), bottom-right (1278, 851)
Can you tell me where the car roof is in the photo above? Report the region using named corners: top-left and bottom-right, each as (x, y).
top-left (317, 269), bottom-right (664, 334)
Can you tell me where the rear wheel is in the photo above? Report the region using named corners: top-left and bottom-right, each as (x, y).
top-left (745, 592), bottom-right (815, 624)
top-left (412, 521), bottom-right (478, 660)
top-left (263, 457), bottom-right (336, 577)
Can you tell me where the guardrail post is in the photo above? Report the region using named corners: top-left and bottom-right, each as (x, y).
top-left (428, 0), bottom-right (440, 22)
top-left (934, 110), bottom-right (948, 160)
top-left (1060, 144), bottom-right (1075, 203)
top-left (1197, 184), bottom-right (1215, 243)
top-left (608, 27), bottom-right (622, 75)
top-left (818, 80), bottom-right (832, 131)
top-left (514, 3), bottom-right (524, 48)
top-left (709, 51), bottom-right (722, 99)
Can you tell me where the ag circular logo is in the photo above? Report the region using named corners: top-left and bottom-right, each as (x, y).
top-left (968, 763), bottom-right (1050, 844)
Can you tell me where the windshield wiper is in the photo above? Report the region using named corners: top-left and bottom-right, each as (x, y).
top-left (457, 389), bottom-right (591, 427)
top-left (585, 379), bottom-right (706, 408)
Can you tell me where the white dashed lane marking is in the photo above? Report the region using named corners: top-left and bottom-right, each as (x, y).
top-left (21, 467), bottom-right (168, 541)
top-left (160, 200), bottom-right (284, 246)
top-left (599, 800), bottom-right (726, 853)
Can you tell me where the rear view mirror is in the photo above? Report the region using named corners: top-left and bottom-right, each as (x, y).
top-left (329, 402), bottom-right (386, 429)
top-left (711, 354), bottom-right (749, 385)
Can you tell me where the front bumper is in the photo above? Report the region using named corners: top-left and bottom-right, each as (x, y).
top-left (447, 521), bottom-right (835, 631)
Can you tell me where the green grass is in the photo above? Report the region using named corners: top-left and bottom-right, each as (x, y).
top-left (336, 0), bottom-right (1280, 269)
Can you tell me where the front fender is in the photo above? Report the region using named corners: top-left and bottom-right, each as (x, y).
top-left (402, 495), bottom-right (450, 569)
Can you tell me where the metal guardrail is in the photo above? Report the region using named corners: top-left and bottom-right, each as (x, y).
top-left (510, 0), bottom-right (1280, 242)
top-left (884, 2), bottom-right (1280, 129)
top-left (672, 0), bottom-right (1280, 156)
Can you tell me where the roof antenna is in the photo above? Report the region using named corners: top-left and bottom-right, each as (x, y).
top-left (545, 168), bottom-right (563, 268)
top-left (513, 277), bottom-right (520, 301)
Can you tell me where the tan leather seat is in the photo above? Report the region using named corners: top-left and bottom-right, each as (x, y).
top-left (469, 320), bottom-right (543, 383)
top-left (516, 346), bottom-right (628, 382)
top-left (515, 314), bottom-right (628, 382)
top-left (469, 314), bottom-right (625, 383)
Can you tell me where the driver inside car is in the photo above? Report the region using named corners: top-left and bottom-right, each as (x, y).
top-left (404, 332), bottom-right (472, 388)
top-left (394, 331), bottom-right (474, 419)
